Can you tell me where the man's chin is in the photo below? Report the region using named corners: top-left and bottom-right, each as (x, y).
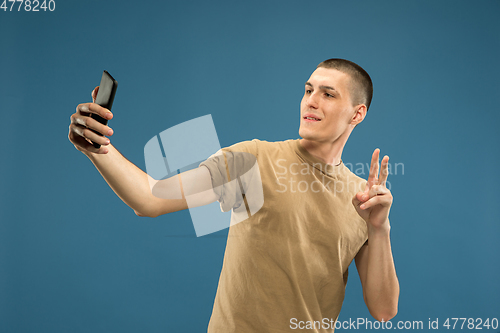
top-left (299, 128), bottom-right (319, 141)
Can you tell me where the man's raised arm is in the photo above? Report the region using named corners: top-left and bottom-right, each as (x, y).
top-left (352, 149), bottom-right (399, 321)
top-left (68, 87), bottom-right (217, 218)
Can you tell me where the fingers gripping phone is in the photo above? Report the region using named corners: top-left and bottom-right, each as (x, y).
top-left (90, 70), bottom-right (118, 148)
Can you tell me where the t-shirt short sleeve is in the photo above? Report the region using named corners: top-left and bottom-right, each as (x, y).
top-left (199, 139), bottom-right (259, 212)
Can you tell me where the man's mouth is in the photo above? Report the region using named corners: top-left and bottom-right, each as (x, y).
top-left (303, 116), bottom-right (321, 122)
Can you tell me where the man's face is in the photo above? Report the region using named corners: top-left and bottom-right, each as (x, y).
top-left (299, 67), bottom-right (357, 144)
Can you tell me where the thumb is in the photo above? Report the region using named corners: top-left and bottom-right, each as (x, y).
top-left (91, 86), bottom-right (99, 103)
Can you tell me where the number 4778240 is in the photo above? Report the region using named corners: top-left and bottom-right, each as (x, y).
top-left (0, 0), bottom-right (56, 11)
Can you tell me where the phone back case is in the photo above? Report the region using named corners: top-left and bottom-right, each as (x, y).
top-left (90, 70), bottom-right (118, 148)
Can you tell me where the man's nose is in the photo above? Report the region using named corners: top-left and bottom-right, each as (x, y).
top-left (306, 92), bottom-right (319, 109)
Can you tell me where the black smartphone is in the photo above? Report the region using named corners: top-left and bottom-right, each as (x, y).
top-left (90, 70), bottom-right (118, 148)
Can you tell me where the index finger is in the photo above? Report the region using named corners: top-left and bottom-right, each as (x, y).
top-left (77, 103), bottom-right (113, 120)
top-left (368, 148), bottom-right (380, 183)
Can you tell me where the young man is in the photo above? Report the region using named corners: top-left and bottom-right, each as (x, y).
top-left (69, 58), bottom-right (399, 332)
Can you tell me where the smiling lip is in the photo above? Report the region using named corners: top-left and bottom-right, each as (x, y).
top-left (303, 113), bottom-right (322, 122)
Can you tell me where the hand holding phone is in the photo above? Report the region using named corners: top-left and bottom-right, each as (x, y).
top-left (90, 70), bottom-right (118, 148)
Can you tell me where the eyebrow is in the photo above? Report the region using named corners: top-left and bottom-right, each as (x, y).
top-left (305, 81), bottom-right (341, 97)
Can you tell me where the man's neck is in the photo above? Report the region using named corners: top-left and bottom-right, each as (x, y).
top-left (299, 138), bottom-right (346, 166)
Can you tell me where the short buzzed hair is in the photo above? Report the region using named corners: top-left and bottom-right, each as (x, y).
top-left (317, 58), bottom-right (373, 111)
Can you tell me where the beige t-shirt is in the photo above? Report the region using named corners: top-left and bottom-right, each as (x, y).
top-left (200, 139), bottom-right (368, 332)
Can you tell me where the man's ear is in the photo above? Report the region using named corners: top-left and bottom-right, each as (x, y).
top-left (351, 104), bottom-right (367, 126)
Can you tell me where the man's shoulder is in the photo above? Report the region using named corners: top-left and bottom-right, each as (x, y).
top-left (343, 165), bottom-right (367, 181)
top-left (226, 138), bottom-right (296, 147)
top-left (223, 138), bottom-right (298, 156)
top-left (340, 163), bottom-right (368, 194)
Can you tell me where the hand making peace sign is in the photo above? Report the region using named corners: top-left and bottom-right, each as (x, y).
top-left (352, 148), bottom-right (393, 232)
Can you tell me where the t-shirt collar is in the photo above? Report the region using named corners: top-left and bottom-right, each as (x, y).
top-left (293, 139), bottom-right (346, 177)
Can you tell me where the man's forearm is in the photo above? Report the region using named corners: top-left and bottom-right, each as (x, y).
top-left (364, 226), bottom-right (399, 321)
top-left (84, 143), bottom-right (169, 217)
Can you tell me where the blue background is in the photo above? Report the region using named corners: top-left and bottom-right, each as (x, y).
top-left (1, 0), bottom-right (499, 332)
